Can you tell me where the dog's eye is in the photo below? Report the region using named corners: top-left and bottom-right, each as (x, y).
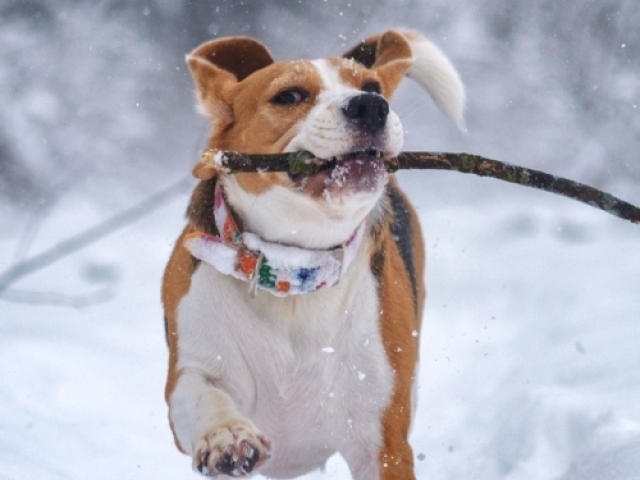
top-left (271, 89), bottom-right (308, 106)
top-left (361, 82), bottom-right (381, 94)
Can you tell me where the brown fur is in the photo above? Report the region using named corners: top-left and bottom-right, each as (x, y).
top-left (188, 33), bottom-right (412, 197)
top-left (161, 177), bottom-right (224, 452)
top-left (342, 30), bottom-right (414, 97)
top-left (161, 226), bottom-right (197, 453)
top-left (368, 177), bottom-right (425, 479)
top-left (378, 235), bottom-right (419, 479)
top-left (163, 29), bottom-right (426, 478)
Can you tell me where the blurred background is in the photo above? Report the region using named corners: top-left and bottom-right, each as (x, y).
top-left (1, 1), bottom-right (639, 479)
top-left (1, 0), bottom-right (639, 216)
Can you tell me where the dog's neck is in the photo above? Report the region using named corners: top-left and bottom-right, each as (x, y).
top-left (221, 175), bottom-right (382, 250)
top-left (184, 181), bottom-right (372, 297)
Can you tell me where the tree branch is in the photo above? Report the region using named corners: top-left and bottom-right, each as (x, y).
top-left (0, 287), bottom-right (114, 309)
top-left (207, 150), bottom-right (640, 225)
top-left (2, 149), bottom-right (637, 298)
top-left (11, 166), bottom-right (92, 264)
top-left (0, 175), bottom-right (192, 297)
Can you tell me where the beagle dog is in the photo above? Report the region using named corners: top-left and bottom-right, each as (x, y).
top-left (162, 28), bottom-right (464, 479)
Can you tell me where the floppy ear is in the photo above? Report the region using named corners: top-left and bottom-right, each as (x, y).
top-left (344, 29), bottom-right (466, 130)
top-left (347, 31), bottom-right (415, 99)
top-left (192, 162), bottom-right (217, 181)
top-left (186, 37), bottom-right (274, 118)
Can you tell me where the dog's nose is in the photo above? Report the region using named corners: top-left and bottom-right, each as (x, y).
top-left (341, 94), bottom-right (390, 133)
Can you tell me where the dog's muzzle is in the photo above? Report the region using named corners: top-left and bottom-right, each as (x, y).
top-left (341, 93), bottom-right (390, 134)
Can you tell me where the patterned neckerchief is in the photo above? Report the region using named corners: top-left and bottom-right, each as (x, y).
top-left (183, 185), bottom-right (366, 297)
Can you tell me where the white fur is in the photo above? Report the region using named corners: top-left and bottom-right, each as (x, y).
top-left (403, 31), bottom-right (466, 130)
top-left (223, 175), bottom-right (378, 249)
top-left (286, 59), bottom-right (404, 160)
top-left (170, 236), bottom-right (393, 479)
top-left (311, 58), bottom-right (358, 98)
top-left (170, 39), bottom-right (442, 478)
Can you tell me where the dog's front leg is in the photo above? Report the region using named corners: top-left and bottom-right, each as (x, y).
top-left (169, 369), bottom-right (272, 477)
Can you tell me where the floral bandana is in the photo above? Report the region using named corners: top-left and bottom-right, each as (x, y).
top-left (183, 186), bottom-right (366, 297)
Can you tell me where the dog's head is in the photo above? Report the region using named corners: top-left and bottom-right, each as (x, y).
top-left (187, 30), bottom-right (464, 248)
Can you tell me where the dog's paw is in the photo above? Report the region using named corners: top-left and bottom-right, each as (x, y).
top-left (192, 420), bottom-right (272, 477)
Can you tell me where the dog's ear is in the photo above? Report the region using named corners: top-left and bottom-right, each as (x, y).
top-left (191, 162), bottom-right (218, 181)
top-left (187, 37), bottom-right (274, 116)
top-left (350, 31), bottom-right (414, 98)
top-left (344, 29), bottom-right (465, 129)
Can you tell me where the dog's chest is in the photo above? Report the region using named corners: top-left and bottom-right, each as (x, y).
top-left (177, 251), bottom-right (394, 472)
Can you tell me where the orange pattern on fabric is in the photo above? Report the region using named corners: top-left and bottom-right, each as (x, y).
top-left (222, 218), bottom-right (236, 242)
top-left (276, 281), bottom-right (291, 293)
top-left (238, 250), bottom-right (258, 275)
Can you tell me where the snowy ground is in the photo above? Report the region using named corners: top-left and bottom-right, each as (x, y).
top-left (2, 1), bottom-right (639, 478)
top-left (1, 169), bottom-right (639, 480)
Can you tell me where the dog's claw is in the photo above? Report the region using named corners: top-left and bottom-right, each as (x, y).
top-left (212, 440), bottom-right (261, 476)
top-left (197, 451), bottom-right (210, 474)
top-left (215, 451), bottom-right (238, 476)
top-left (241, 441), bottom-right (260, 473)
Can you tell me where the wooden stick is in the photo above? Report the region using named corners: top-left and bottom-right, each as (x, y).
top-left (393, 152), bottom-right (640, 225)
top-left (205, 149), bottom-right (640, 225)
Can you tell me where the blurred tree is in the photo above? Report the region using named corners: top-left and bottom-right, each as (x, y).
top-left (0, 0), bottom-right (638, 215)
top-left (0, 131), bottom-right (39, 206)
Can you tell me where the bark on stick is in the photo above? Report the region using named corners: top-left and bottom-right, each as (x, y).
top-left (207, 150), bottom-right (640, 225)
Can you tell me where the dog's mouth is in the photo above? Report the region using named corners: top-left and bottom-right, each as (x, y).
top-left (288, 148), bottom-right (387, 198)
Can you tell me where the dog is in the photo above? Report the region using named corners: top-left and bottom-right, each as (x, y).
top-left (162, 28), bottom-right (464, 479)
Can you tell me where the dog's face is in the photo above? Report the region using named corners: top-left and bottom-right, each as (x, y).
top-left (187, 33), bottom-right (415, 248)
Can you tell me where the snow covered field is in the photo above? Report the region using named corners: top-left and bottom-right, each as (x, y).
top-left (1, 171), bottom-right (639, 480)
top-left (2, 2), bottom-right (639, 479)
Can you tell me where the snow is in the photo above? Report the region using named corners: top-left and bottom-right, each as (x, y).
top-left (2, 174), bottom-right (639, 480)
top-left (1, 2), bottom-right (640, 479)
top-left (184, 233), bottom-right (239, 276)
top-left (243, 232), bottom-right (338, 270)
top-left (212, 151), bottom-right (231, 173)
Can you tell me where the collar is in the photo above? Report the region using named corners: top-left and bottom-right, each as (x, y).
top-left (183, 185), bottom-right (366, 297)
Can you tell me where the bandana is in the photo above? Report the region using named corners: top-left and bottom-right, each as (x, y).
top-left (184, 186), bottom-right (365, 297)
